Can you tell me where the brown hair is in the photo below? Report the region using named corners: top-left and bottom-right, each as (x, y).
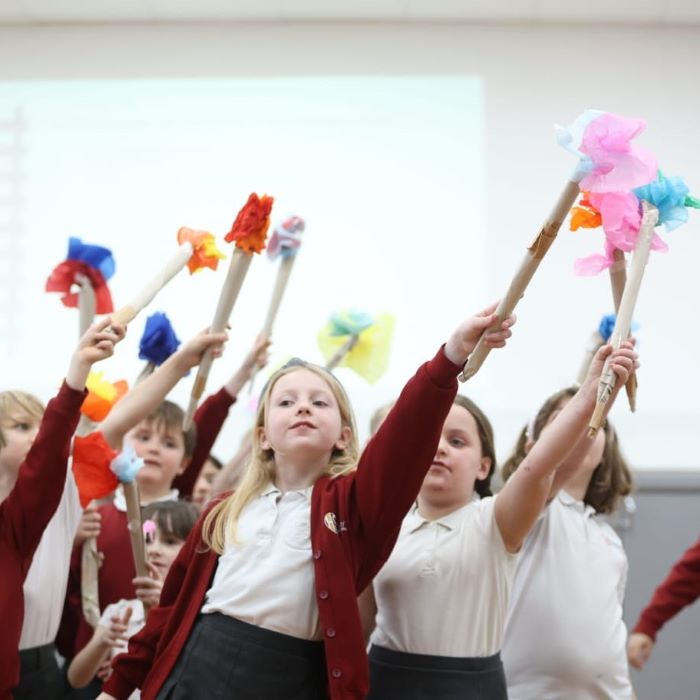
top-left (142, 401), bottom-right (197, 458)
top-left (453, 394), bottom-right (497, 498)
top-left (501, 387), bottom-right (633, 514)
top-left (141, 500), bottom-right (198, 541)
top-left (369, 401), bottom-right (395, 436)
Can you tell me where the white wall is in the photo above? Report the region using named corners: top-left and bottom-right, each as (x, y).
top-left (1, 21), bottom-right (699, 469)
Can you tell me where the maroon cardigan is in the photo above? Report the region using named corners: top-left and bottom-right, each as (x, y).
top-left (633, 536), bottom-right (700, 641)
top-left (59, 387), bottom-right (236, 659)
top-left (0, 382), bottom-right (85, 700)
top-left (104, 346), bottom-right (461, 700)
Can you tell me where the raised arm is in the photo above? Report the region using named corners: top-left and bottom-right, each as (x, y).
top-left (3, 318), bottom-right (124, 557)
top-left (101, 330), bottom-right (227, 452)
top-left (495, 342), bottom-right (636, 552)
top-left (352, 304), bottom-right (514, 576)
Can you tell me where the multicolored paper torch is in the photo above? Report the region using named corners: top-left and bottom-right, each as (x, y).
top-left (317, 310), bottom-right (395, 383)
top-left (110, 228), bottom-right (224, 325)
top-left (182, 193), bottom-right (274, 429)
top-left (248, 215), bottom-right (305, 391)
top-left (72, 433), bottom-right (152, 610)
top-left (46, 237), bottom-right (115, 334)
top-left (137, 312), bottom-right (181, 382)
top-left (80, 371), bottom-right (129, 423)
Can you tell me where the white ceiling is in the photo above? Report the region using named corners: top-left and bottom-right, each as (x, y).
top-left (0, 0), bottom-right (698, 25)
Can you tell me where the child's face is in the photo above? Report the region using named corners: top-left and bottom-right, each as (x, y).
top-left (421, 403), bottom-right (490, 502)
top-left (0, 412), bottom-right (40, 475)
top-left (126, 419), bottom-right (188, 495)
top-left (145, 524), bottom-right (185, 578)
top-left (259, 369), bottom-right (349, 463)
top-left (192, 459), bottom-right (219, 508)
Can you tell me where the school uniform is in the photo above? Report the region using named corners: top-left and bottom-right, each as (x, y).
top-left (59, 387), bottom-right (236, 660)
top-left (102, 346), bottom-right (461, 700)
top-left (15, 468), bottom-right (83, 700)
top-left (502, 491), bottom-right (633, 700)
top-left (368, 496), bottom-right (518, 699)
top-left (0, 382), bottom-right (86, 700)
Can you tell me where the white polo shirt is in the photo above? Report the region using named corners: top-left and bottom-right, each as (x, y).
top-left (20, 466), bottom-right (82, 649)
top-left (201, 484), bottom-right (319, 640)
top-left (370, 496), bottom-right (518, 657)
top-left (502, 491), bottom-right (633, 700)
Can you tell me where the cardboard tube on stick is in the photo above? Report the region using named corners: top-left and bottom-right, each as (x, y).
top-left (459, 177), bottom-right (581, 382)
top-left (588, 205), bottom-right (658, 435)
top-left (183, 248), bottom-right (254, 429)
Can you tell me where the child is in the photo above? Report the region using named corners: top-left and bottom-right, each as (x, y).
top-left (361, 342), bottom-right (637, 699)
top-left (68, 500), bottom-right (199, 697)
top-left (0, 317), bottom-right (125, 699)
top-left (501, 385), bottom-right (636, 699)
top-left (191, 455), bottom-right (222, 509)
top-left (95, 304), bottom-right (514, 700)
top-left (627, 535), bottom-right (700, 671)
top-left (62, 333), bottom-right (269, 663)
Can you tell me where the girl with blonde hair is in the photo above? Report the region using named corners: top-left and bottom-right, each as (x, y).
top-left (97, 304), bottom-right (515, 700)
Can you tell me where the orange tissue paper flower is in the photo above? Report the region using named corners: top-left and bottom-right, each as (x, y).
top-left (81, 373), bottom-right (128, 422)
top-left (72, 431), bottom-right (119, 507)
top-left (177, 227), bottom-right (226, 274)
top-left (224, 193), bottom-right (274, 254)
top-left (570, 196), bottom-right (603, 231)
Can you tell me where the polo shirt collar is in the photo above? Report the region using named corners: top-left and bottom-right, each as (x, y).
top-left (262, 482), bottom-right (313, 501)
top-left (558, 489), bottom-right (596, 518)
top-left (408, 494), bottom-right (480, 533)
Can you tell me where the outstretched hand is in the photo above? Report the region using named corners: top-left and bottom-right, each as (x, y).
top-left (66, 317), bottom-right (127, 390)
top-left (583, 340), bottom-right (638, 397)
top-left (175, 328), bottom-right (229, 372)
top-left (444, 302), bottom-right (516, 367)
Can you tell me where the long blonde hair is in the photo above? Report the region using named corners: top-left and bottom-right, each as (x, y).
top-left (202, 361), bottom-right (359, 553)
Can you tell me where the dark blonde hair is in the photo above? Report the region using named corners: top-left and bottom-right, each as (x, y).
top-left (453, 394), bottom-right (497, 498)
top-left (142, 401), bottom-right (197, 458)
top-left (501, 387), bottom-right (633, 514)
top-left (0, 391), bottom-right (45, 452)
top-left (202, 360), bottom-right (359, 553)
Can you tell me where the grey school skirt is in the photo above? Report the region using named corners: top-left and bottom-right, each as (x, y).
top-left (367, 644), bottom-right (508, 699)
top-left (156, 613), bottom-right (326, 700)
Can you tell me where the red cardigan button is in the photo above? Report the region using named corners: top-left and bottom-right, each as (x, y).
top-left (331, 668), bottom-right (342, 678)
top-left (319, 590), bottom-right (329, 600)
top-left (326, 628), bottom-right (336, 638)
top-left (313, 549), bottom-right (322, 559)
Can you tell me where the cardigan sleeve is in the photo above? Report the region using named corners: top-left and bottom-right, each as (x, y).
top-left (172, 387), bottom-right (235, 499)
top-left (349, 345), bottom-right (460, 583)
top-left (1, 382), bottom-right (85, 565)
top-left (633, 536), bottom-right (700, 641)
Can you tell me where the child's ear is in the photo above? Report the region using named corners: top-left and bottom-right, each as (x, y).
top-left (177, 456), bottom-right (191, 476)
top-left (478, 456), bottom-right (492, 480)
top-left (335, 426), bottom-right (352, 451)
top-left (257, 426), bottom-right (271, 451)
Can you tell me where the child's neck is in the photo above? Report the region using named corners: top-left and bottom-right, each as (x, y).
top-left (0, 467), bottom-right (18, 503)
top-left (274, 454), bottom-right (327, 493)
top-left (563, 468), bottom-right (594, 503)
top-left (136, 483), bottom-right (175, 505)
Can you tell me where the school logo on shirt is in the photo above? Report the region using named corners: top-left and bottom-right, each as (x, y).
top-left (324, 512), bottom-right (339, 534)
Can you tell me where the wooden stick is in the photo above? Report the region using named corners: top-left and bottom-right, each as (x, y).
top-left (183, 248), bottom-right (253, 429)
top-left (111, 242), bottom-right (193, 325)
top-left (248, 255), bottom-right (297, 392)
top-left (325, 334), bottom-right (359, 371)
top-left (77, 274), bottom-right (96, 336)
top-left (576, 331), bottom-right (604, 386)
top-left (609, 248), bottom-right (638, 411)
top-left (459, 177), bottom-right (581, 382)
top-left (588, 205), bottom-right (658, 435)
top-left (122, 480), bottom-right (151, 614)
